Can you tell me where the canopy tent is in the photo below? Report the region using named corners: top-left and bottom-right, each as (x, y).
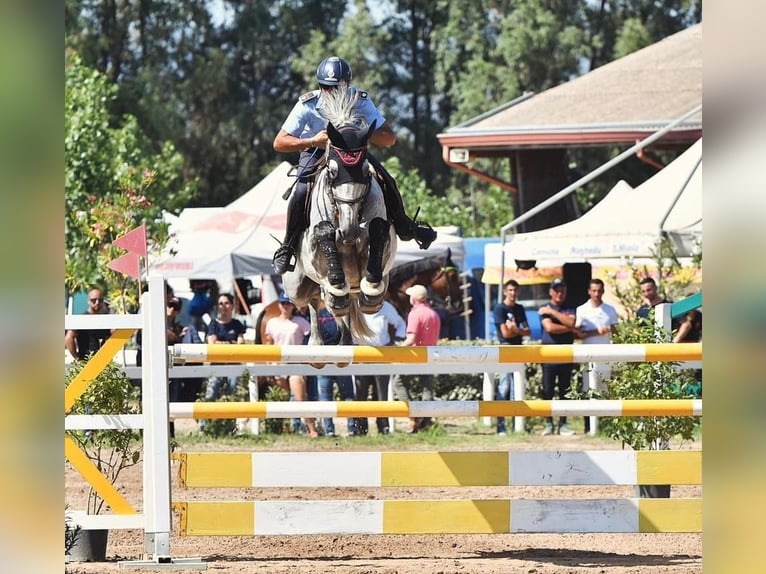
top-left (482, 138), bottom-right (702, 285)
top-left (151, 162), bottom-right (465, 280)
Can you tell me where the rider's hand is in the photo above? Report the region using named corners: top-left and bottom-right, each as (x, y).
top-left (312, 130), bottom-right (328, 148)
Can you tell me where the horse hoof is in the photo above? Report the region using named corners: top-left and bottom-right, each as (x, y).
top-left (326, 293), bottom-right (350, 315)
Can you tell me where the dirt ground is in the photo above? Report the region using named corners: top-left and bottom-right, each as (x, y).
top-left (65, 420), bottom-right (702, 573)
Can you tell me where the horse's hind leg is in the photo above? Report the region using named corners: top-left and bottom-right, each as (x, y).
top-left (361, 217), bottom-right (389, 296)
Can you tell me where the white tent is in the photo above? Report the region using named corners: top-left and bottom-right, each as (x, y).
top-left (483, 138), bottom-right (702, 284)
top-left (151, 162), bottom-right (466, 280)
top-left (151, 162), bottom-right (295, 279)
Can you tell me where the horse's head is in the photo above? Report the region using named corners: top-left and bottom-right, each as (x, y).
top-left (325, 120), bottom-right (376, 244)
top-left (431, 249), bottom-right (464, 317)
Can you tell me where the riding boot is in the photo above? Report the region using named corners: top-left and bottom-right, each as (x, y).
top-left (365, 218), bottom-right (389, 284)
top-left (367, 154), bottom-right (437, 250)
top-left (272, 182), bottom-right (308, 274)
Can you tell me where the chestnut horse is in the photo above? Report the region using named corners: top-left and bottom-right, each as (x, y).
top-left (385, 248), bottom-right (464, 329)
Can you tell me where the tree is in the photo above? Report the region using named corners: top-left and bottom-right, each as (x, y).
top-left (65, 53), bottom-right (195, 296)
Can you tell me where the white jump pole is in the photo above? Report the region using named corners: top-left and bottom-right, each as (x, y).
top-left (140, 275), bottom-right (173, 561)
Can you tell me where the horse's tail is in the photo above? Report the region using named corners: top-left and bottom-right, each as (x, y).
top-left (347, 301), bottom-right (374, 342)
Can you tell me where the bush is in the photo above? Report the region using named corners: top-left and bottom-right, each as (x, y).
top-left (198, 370), bottom-right (251, 438)
top-left (593, 317), bottom-right (700, 450)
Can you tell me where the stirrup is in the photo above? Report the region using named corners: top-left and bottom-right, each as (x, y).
top-left (272, 244), bottom-right (296, 274)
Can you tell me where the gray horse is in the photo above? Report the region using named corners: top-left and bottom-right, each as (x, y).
top-left (282, 88), bottom-right (397, 345)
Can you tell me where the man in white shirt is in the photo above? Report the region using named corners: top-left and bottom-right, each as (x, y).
top-left (575, 278), bottom-right (619, 434)
top-left (352, 300), bottom-right (406, 435)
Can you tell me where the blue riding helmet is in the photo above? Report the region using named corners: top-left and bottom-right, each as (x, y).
top-left (316, 56), bottom-right (352, 87)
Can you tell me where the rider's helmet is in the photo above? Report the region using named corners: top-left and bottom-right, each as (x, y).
top-left (316, 56), bottom-right (352, 88)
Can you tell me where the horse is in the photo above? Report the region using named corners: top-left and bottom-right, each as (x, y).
top-left (386, 248), bottom-right (464, 335)
top-left (282, 87), bottom-right (397, 345)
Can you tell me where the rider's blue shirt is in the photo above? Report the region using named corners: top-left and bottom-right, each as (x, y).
top-left (280, 88), bottom-right (387, 138)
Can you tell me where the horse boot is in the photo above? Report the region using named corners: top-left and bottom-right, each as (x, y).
top-left (367, 154), bottom-right (437, 250)
top-left (314, 221), bottom-right (349, 314)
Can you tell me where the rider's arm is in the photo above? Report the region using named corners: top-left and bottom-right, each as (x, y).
top-left (369, 122), bottom-right (396, 147)
top-left (273, 129), bottom-right (324, 153)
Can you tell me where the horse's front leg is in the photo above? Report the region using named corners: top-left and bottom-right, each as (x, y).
top-left (361, 217), bottom-right (389, 296)
top-left (315, 220), bottom-right (347, 293)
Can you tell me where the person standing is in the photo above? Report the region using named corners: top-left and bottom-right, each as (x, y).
top-left (65, 287), bottom-right (112, 360)
top-left (575, 279), bottom-right (619, 434)
top-left (314, 302), bottom-right (357, 437)
top-left (538, 279), bottom-right (578, 436)
top-left (391, 285), bottom-right (441, 433)
top-left (204, 293), bottom-right (246, 401)
top-left (636, 277), bottom-right (671, 320)
top-left (264, 293), bottom-right (317, 438)
top-left (492, 279), bottom-right (530, 436)
top-left (352, 299), bottom-right (407, 435)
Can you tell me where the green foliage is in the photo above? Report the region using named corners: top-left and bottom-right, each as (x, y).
top-left (64, 507), bottom-right (81, 555)
top-left (384, 156), bottom-right (513, 237)
top-left (262, 385), bottom-right (291, 435)
top-left (65, 359), bottom-right (142, 514)
top-left (594, 318), bottom-right (700, 450)
top-left (198, 371), bottom-right (251, 438)
top-left (65, 53), bottom-right (196, 295)
top-left (65, 2), bottom-right (700, 234)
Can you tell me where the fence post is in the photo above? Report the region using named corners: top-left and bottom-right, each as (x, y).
top-left (140, 275), bottom-right (172, 561)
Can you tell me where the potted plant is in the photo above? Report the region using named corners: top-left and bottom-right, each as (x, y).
top-left (593, 317), bottom-right (700, 497)
top-left (65, 358), bottom-right (142, 561)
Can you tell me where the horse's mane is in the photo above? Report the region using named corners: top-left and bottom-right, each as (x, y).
top-left (320, 82), bottom-right (365, 128)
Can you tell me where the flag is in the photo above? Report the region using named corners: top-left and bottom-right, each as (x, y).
top-left (107, 252), bottom-right (141, 280)
top-left (112, 224), bottom-right (147, 258)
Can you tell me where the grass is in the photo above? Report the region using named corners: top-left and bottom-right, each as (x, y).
top-left (171, 416), bottom-right (628, 451)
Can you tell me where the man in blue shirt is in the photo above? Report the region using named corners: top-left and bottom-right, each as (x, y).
top-left (538, 279), bottom-right (578, 436)
top-left (271, 56), bottom-right (436, 274)
top-left (492, 279), bottom-right (529, 435)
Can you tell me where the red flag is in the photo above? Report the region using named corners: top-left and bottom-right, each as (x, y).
top-left (112, 224), bottom-right (147, 258)
top-left (107, 252), bottom-right (141, 280)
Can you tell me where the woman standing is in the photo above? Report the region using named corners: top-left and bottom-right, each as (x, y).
top-left (264, 293), bottom-right (317, 437)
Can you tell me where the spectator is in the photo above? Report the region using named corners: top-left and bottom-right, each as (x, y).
top-left (575, 278), bottom-right (619, 434)
top-left (315, 303), bottom-right (357, 437)
top-left (492, 279), bottom-right (530, 436)
top-left (264, 293), bottom-right (317, 438)
top-left (538, 278), bottom-right (578, 436)
top-left (352, 299), bottom-right (406, 436)
top-left (204, 293), bottom-right (246, 401)
top-left (134, 282), bottom-right (175, 368)
top-left (673, 308), bottom-right (702, 396)
top-left (65, 287), bottom-right (112, 361)
top-left (188, 279), bottom-right (219, 333)
top-left (636, 277), bottom-right (671, 320)
top-left (166, 297), bottom-right (186, 438)
top-left (391, 285), bottom-right (441, 433)
top-left (673, 308), bottom-right (702, 343)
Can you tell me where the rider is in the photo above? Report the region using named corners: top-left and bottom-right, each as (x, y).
top-left (271, 56), bottom-right (437, 275)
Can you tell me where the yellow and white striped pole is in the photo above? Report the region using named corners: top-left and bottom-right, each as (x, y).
top-left (173, 343), bottom-right (701, 364)
top-left (168, 399), bottom-right (702, 420)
